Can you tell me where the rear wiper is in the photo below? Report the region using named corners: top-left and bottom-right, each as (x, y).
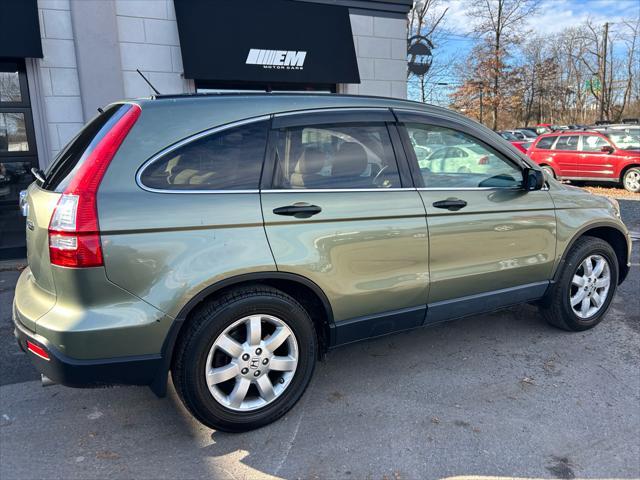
top-left (31, 168), bottom-right (46, 185)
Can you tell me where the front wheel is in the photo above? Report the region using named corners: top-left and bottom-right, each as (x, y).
top-left (622, 167), bottom-right (640, 193)
top-left (541, 236), bottom-right (618, 331)
top-left (171, 286), bottom-right (317, 432)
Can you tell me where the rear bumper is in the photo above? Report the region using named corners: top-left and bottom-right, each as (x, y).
top-left (13, 306), bottom-right (161, 388)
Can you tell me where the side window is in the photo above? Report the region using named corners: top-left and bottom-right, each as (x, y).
top-left (140, 121), bottom-right (268, 190)
top-left (405, 124), bottom-right (522, 189)
top-left (554, 135), bottom-right (579, 151)
top-left (535, 136), bottom-right (555, 149)
top-left (581, 135), bottom-right (610, 152)
top-left (272, 123), bottom-right (401, 189)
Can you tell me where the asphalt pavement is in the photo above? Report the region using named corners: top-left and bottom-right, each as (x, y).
top-left (0, 200), bottom-right (638, 480)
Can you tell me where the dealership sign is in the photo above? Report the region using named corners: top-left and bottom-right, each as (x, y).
top-left (246, 49), bottom-right (307, 70)
top-left (173, 0), bottom-right (359, 84)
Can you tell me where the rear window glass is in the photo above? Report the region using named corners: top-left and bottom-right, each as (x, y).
top-left (42, 104), bottom-right (125, 192)
top-left (140, 120), bottom-right (268, 191)
top-left (554, 135), bottom-right (579, 150)
top-left (535, 136), bottom-right (555, 149)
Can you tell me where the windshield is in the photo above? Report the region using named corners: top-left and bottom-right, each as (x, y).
top-left (605, 130), bottom-right (640, 150)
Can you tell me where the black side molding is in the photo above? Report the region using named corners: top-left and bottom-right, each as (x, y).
top-left (425, 281), bottom-right (550, 325)
top-left (330, 305), bottom-right (426, 347)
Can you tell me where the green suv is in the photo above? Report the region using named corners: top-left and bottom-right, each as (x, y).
top-left (13, 94), bottom-right (631, 432)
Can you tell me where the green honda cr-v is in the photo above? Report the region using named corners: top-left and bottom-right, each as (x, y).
top-left (13, 94), bottom-right (631, 432)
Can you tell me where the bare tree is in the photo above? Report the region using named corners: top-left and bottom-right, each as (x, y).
top-left (613, 18), bottom-right (640, 120)
top-left (467, 0), bottom-right (540, 129)
top-left (448, 6), bottom-right (639, 126)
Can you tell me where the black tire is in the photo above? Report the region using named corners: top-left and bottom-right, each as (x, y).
top-left (622, 167), bottom-right (640, 193)
top-left (541, 236), bottom-right (618, 331)
top-left (171, 285), bottom-right (317, 432)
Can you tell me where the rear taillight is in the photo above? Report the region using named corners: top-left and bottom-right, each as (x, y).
top-left (49, 104), bottom-right (141, 268)
top-left (478, 155), bottom-right (489, 165)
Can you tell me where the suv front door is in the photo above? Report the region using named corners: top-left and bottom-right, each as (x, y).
top-left (396, 111), bottom-right (556, 324)
top-left (261, 109), bottom-right (429, 345)
top-left (578, 134), bottom-right (616, 179)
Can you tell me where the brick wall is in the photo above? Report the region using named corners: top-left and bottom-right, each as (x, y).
top-left (115, 0), bottom-right (192, 98)
top-left (345, 14), bottom-right (407, 98)
top-left (36, 0), bottom-right (84, 160)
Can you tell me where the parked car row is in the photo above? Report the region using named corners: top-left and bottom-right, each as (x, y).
top-left (497, 131), bottom-right (533, 154)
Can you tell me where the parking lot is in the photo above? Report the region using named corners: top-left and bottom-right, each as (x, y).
top-left (1, 198), bottom-right (638, 480)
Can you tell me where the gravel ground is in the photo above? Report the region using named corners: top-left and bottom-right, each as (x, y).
top-left (580, 184), bottom-right (640, 201)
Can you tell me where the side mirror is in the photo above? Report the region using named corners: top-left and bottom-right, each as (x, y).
top-left (600, 145), bottom-right (614, 154)
top-left (523, 168), bottom-right (545, 191)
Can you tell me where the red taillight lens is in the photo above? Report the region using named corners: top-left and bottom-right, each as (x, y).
top-left (49, 104), bottom-right (141, 268)
top-left (27, 341), bottom-right (50, 361)
top-left (478, 155), bottom-right (489, 165)
top-left (49, 231), bottom-right (103, 268)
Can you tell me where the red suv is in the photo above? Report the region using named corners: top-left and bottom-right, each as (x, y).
top-left (527, 129), bottom-right (640, 192)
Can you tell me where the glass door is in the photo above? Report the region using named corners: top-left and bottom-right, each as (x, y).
top-left (0, 59), bottom-right (37, 260)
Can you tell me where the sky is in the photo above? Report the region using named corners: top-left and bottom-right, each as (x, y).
top-left (434, 0), bottom-right (638, 38)
top-left (408, 0), bottom-right (640, 102)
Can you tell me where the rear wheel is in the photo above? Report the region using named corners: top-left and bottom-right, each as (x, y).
top-left (172, 286), bottom-right (317, 432)
top-left (541, 236), bottom-right (618, 331)
top-left (622, 167), bottom-right (640, 193)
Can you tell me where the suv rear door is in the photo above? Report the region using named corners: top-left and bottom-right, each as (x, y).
top-left (260, 109), bottom-right (429, 345)
top-left (395, 110), bottom-right (556, 324)
top-left (552, 134), bottom-right (580, 177)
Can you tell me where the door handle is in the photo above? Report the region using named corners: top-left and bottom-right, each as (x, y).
top-left (432, 198), bottom-right (467, 211)
top-left (273, 203), bottom-right (322, 218)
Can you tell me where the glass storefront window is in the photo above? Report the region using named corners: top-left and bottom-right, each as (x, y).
top-left (0, 161), bottom-right (34, 202)
top-left (1, 60), bottom-right (37, 259)
top-left (0, 112), bottom-right (29, 152)
top-left (0, 71), bottom-right (22, 103)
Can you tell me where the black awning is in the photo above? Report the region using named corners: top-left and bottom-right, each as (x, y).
top-left (174, 0), bottom-right (360, 85)
top-left (0, 0), bottom-right (43, 58)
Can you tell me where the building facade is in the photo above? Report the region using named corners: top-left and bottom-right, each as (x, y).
top-left (0, 0), bottom-right (411, 258)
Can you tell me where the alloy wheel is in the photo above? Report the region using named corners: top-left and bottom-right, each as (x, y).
top-left (624, 169), bottom-right (640, 192)
top-left (204, 314), bottom-right (299, 412)
top-left (569, 254), bottom-right (611, 319)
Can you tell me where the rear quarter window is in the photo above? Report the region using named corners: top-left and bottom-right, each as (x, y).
top-left (140, 120), bottom-right (268, 191)
top-left (534, 136), bottom-right (555, 150)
